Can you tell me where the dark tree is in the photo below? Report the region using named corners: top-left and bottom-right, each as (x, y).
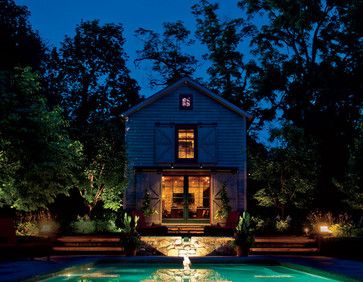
top-left (0, 0), bottom-right (44, 71)
top-left (135, 21), bottom-right (198, 87)
top-left (47, 20), bottom-right (140, 124)
top-left (46, 20), bottom-right (141, 214)
top-left (192, 0), bottom-right (256, 109)
top-left (239, 0), bottom-right (363, 210)
top-left (250, 125), bottom-right (319, 218)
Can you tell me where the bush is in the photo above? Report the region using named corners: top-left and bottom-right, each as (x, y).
top-left (94, 219), bottom-right (120, 233)
top-left (71, 216), bottom-right (120, 234)
top-left (16, 221), bottom-right (40, 236)
top-left (251, 216), bottom-right (265, 232)
top-left (71, 216), bottom-right (96, 234)
top-left (275, 218), bottom-right (290, 232)
top-left (306, 210), bottom-right (334, 234)
top-left (306, 211), bottom-right (362, 237)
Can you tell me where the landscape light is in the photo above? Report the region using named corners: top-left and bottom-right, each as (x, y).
top-left (319, 225), bottom-right (332, 234)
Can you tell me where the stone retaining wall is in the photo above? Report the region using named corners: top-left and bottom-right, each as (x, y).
top-left (141, 236), bottom-right (234, 256)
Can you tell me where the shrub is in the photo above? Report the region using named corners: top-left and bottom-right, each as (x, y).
top-left (71, 216), bottom-right (96, 234)
top-left (306, 210), bottom-right (334, 234)
top-left (214, 183), bottom-right (231, 220)
top-left (251, 216), bottom-right (265, 232)
top-left (275, 219), bottom-right (289, 232)
top-left (16, 221), bottom-right (40, 236)
top-left (306, 211), bottom-right (360, 237)
top-left (94, 219), bottom-right (120, 233)
top-left (71, 216), bottom-right (120, 234)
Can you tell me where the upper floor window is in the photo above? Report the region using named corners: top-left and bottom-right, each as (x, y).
top-left (179, 94), bottom-right (193, 110)
top-left (177, 128), bottom-right (196, 160)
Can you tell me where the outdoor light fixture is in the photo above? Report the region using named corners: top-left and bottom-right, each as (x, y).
top-left (304, 227), bottom-right (309, 235)
top-left (319, 225), bottom-right (332, 234)
top-left (170, 163), bottom-right (174, 169)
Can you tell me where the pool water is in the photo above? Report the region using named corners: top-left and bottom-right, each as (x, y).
top-left (41, 262), bottom-right (341, 282)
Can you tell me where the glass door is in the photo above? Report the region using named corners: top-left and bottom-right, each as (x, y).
top-left (161, 175), bottom-right (210, 223)
top-left (188, 176), bottom-right (210, 220)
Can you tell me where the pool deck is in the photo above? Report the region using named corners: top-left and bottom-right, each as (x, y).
top-left (0, 255), bottom-right (362, 281)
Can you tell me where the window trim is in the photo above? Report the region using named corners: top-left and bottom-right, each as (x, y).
top-left (179, 94), bottom-right (193, 110)
top-left (175, 125), bottom-right (198, 163)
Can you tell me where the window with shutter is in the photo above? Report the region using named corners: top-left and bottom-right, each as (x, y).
top-left (155, 124), bottom-right (174, 163)
top-left (176, 126), bottom-right (197, 162)
top-left (198, 125), bottom-right (217, 163)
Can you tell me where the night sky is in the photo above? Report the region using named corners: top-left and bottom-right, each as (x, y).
top-left (16, 0), bottom-right (251, 97)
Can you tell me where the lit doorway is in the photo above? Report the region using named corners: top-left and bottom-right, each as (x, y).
top-left (161, 175), bottom-right (210, 223)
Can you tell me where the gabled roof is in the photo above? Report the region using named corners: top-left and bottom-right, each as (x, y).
top-left (122, 77), bottom-right (252, 121)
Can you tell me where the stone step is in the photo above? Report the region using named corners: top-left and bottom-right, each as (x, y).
top-left (166, 224), bottom-right (206, 234)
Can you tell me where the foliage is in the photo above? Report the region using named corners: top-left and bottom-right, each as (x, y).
top-left (71, 215), bottom-right (120, 234)
top-left (142, 190), bottom-right (158, 217)
top-left (306, 210), bottom-right (334, 234)
top-left (0, 67), bottom-right (82, 211)
top-left (16, 221), bottom-right (40, 236)
top-left (47, 19), bottom-right (140, 119)
top-left (71, 216), bottom-right (95, 234)
top-left (234, 211), bottom-right (254, 247)
top-left (239, 0), bottom-right (363, 210)
top-left (306, 211), bottom-right (360, 237)
top-left (275, 216), bottom-right (291, 233)
top-left (0, 0), bottom-right (44, 70)
top-left (15, 210), bottom-right (59, 236)
top-left (251, 125), bottom-right (319, 216)
top-left (215, 183), bottom-right (232, 220)
top-left (192, 0), bottom-right (257, 109)
top-left (333, 118), bottom-right (363, 211)
top-left (135, 21), bottom-right (198, 87)
top-left (119, 213), bottom-right (141, 249)
top-left (46, 20), bottom-right (141, 214)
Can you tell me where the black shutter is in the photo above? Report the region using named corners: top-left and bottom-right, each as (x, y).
top-left (154, 124), bottom-right (174, 163)
top-left (198, 125), bottom-right (217, 163)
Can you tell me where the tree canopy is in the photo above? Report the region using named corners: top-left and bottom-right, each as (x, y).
top-left (0, 0), bottom-right (362, 222)
top-left (135, 21), bottom-right (198, 87)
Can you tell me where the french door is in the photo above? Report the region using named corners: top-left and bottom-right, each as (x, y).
top-left (161, 175), bottom-right (210, 223)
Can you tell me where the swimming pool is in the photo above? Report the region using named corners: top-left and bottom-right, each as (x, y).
top-left (40, 261), bottom-right (344, 281)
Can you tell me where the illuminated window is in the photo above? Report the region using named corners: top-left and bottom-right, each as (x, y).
top-left (177, 128), bottom-right (195, 159)
top-left (179, 94), bottom-right (193, 110)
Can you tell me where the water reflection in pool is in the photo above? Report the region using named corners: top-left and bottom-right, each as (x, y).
top-left (42, 263), bottom-right (340, 282)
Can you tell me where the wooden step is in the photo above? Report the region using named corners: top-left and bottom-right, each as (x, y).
top-left (53, 246), bottom-right (123, 252)
top-left (251, 247), bottom-right (319, 253)
top-left (56, 236), bottom-right (119, 243)
top-left (255, 237), bottom-right (315, 244)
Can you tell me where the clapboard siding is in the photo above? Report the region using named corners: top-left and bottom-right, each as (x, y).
top-left (125, 85), bottom-right (246, 170)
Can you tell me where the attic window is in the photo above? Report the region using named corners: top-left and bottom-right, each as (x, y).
top-left (179, 94), bottom-right (193, 110)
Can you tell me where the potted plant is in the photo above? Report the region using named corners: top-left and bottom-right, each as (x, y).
top-left (142, 189), bottom-right (158, 224)
top-left (119, 213), bottom-right (141, 256)
top-left (234, 211), bottom-right (254, 256)
top-left (215, 183), bottom-right (232, 221)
